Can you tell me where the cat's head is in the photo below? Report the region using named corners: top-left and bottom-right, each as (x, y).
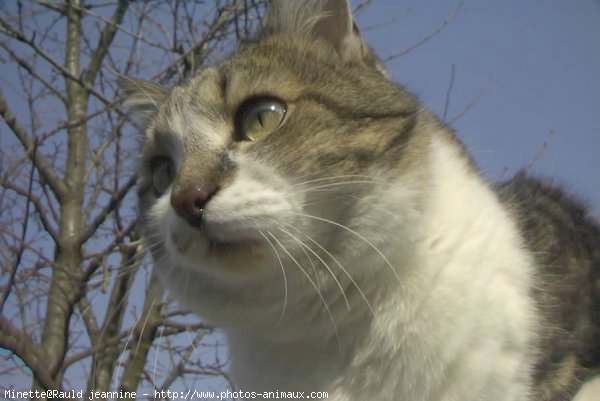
top-left (120, 0), bottom-right (426, 334)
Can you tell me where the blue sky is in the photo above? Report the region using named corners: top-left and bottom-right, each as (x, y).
top-left (359, 0), bottom-right (600, 217)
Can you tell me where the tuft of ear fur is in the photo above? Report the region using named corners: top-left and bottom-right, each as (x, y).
top-left (263, 0), bottom-right (387, 72)
top-left (118, 76), bottom-right (169, 128)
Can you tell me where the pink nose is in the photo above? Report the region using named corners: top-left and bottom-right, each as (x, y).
top-left (170, 188), bottom-right (211, 226)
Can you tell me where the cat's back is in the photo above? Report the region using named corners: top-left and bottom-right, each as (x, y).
top-left (495, 173), bottom-right (600, 400)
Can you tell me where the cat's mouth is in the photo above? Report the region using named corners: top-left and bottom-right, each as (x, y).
top-left (207, 238), bottom-right (263, 256)
top-left (169, 226), bottom-right (265, 262)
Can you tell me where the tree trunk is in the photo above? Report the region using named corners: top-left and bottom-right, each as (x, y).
top-left (35, 1), bottom-right (88, 397)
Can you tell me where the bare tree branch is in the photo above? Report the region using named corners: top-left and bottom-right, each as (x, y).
top-left (0, 88), bottom-right (68, 200)
top-left (0, 18), bottom-right (115, 106)
top-left (80, 173), bottom-right (137, 245)
top-left (0, 317), bottom-right (59, 392)
top-left (149, 3), bottom-right (239, 82)
top-left (0, 40), bottom-right (68, 104)
top-left (82, 0), bottom-right (130, 85)
top-left (0, 139), bottom-right (37, 316)
top-left (0, 177), bottom-right (59, 242)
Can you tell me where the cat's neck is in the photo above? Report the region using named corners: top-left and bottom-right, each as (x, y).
top-left (226, 122), bottom-right (537, 399)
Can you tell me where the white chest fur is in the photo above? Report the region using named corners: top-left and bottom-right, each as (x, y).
top-left (225, 135), bottom-right (539, 401)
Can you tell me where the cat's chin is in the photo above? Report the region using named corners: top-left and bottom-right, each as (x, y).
top-left (205, 238), bottom-right (268, 264)
top-left (167, 226), bottom-right (270, 274)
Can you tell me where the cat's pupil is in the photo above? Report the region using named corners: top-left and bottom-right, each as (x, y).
top-left (257, 111), bottom-right (265, 126)
top-left (237, 97), bottom-right (286, 141)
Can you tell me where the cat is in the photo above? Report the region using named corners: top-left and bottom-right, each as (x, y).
top-left (119, 0), bottom-right (600, 400)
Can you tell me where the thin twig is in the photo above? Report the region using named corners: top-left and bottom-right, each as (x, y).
top-left (385, 0), bottom-right (464, 62)
top-left (527, 131), bottom-right (555, 171)
top-left (448, 76), bottom-right (492, 125)
top-left (0, 138), bottom-right (37, 315)
top-left (0, 88), bottom-right (67, 200)
top-left (443, 63), bottom-right (456, 122)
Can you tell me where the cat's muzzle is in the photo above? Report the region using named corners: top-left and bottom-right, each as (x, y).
top-left (170, 187), bottom-right (216, 227)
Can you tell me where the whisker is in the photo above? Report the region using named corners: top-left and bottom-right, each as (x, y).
top-left (133, 295), bottom-right (160, 363)
top-left (78, 257), bottom-right (148, 388)
top-left (292, 212), bottom-right (401, 283)
top-left (271, 223), bottom-right (321, 290)
top-left (185, 326), bottom-right (199, 358)
top-left (285, 174), bottom-right (385, 189)
top-left (259, 231), bottom-right (289, 326)
top-left (348, 194), bottom-right (401, 220)
top-left (153, 325), bottom-right (165, 387)
top-left (277, 226), bottom-right (351, 311)
top-left (266, 232), bottom-right (341, 349)
top-left (283, 223), bottom-right (376, 317)
top-left (135, 242), bottom-right (164, 258)
top-left (113, 294), bottom-right (158, 391)
top-left (302, 196), bottom-right (354, 208)
top-left (176, 257), bottom-right (195, 320)
top-left (291, 180), bottom-right (385, 195)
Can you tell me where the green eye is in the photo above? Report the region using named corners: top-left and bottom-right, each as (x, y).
top-left (149, 155), bottom-right (175, 196)
top-left (237, 98), bottom-right (287, 141)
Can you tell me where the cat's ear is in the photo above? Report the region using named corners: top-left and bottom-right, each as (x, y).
top-left (263, 0), bottom-right (386, 73)
top-left (118, 76), bottom-right (169, 128)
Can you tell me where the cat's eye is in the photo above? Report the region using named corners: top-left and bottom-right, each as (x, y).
top-left (149, 155), bottom-right (175, 196)
top-left (237, 97), bottom-right (287, 141)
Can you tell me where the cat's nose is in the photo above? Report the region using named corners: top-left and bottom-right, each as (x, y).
top-left (170, 187), bottom-right (214, 227)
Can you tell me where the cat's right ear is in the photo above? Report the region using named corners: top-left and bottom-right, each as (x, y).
top-left (118, 76), bottom-right (168, 128)
top-left (262, 0), bottom-right (388, 74)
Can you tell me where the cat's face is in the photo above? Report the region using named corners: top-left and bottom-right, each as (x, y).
top-left (121, 0), bottom-right (425, 334)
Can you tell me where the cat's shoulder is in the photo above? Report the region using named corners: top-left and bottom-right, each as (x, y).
top-left (494, 171), bottom-right (599, 247)
top-left (495, 172), bottom-right (600, 399)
